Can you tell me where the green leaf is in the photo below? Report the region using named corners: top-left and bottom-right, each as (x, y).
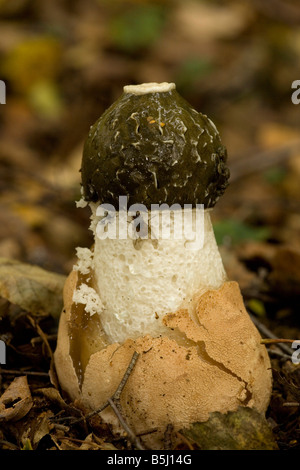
top-left (175, 57), bottom-right (213, 92)
top-left (263, 166), bottom-right (287, 184)
top-left (182, 407), bottom-right (278, 450)
top-left (21, 438), bottom-right (33, 450)
top-left (28, 80), bottom-right (63, 119)
top-left (247, 298), bottom-right (266, 317)
top-left (213, 218), bottom-right (270, 246)
top-left (109, 5), bottom-right (166, 53)
top-left (0, 258), bottom-right (66, 320)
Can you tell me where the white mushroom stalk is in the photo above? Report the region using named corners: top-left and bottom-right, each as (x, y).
top-left (74, 204), bottom-right (226, 344)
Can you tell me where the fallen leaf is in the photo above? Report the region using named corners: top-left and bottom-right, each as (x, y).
top-left (0, 257), bottom-right (66, 320)
top-left (31, 410), bottom-right (55, 446)
top-left (79, 433), bottom-right (100, 450)
top-left (181, 407), bottom-right (278, 450)
top-left (109, 5), bottom-right (166, 53)
top-left (214, 218), bottom-right (270, 246)
top-left (173, 2), bottom-right (251, 41)
top-left (20, 438), bottom-right (33, 450)
top-left (247, 298), bottom-right (266, 317)
top-left (36, 387), bottom-right (80, 416)
top-left (257, 123), bottom-right (300, 149)
top-left (2, 35), bottom-right (62, 94)
top-left (0, 376), bottom-right (33, 422)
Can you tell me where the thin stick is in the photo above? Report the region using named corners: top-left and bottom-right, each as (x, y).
top-left (27, 315), bottom-right (54, 360)
top-left (266, 348), bottom-right (293, 361)
top-left (70, 400), bottom-right (109, 426)
top-left (261, 339), bottom-right (298, 345)
top-left (104, 352), bottom-right (146, 449)
top-left (70, 351), bottom-right (140, 425)
top-left (108, 397), bottom-right (145, 450)
top-left (0, 368), bottom-right (49, 377)
top-left (250, 313), bottom-right (294, 355)
top-left (75, 351), bottom-right (145, 450)
top-left (0, 439), bottom-right (19, 450)
top-left (113, 351), bottom-right (139, 401)
top-left (176, 432), bottom-right (195, 451)
top-left (163, 423), bottom-right (174, 450)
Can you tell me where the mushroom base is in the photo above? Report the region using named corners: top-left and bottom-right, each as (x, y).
top-left (54, 272), bottom-right (272, 449)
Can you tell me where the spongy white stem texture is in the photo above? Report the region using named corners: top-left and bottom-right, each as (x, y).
top-left (83, 206), bottom-right (227, 343)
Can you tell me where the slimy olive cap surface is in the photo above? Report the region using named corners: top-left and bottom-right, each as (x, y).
top-left (81, 82), bottom-right (230, 208)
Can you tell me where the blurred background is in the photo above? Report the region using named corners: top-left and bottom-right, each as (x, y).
top-left (0, 0), bottom-right (300, 294)
top-left (1, 0), bottom-right (300, 450)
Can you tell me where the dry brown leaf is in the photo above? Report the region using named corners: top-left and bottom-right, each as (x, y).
top-left (0, 257), bottom-right (66, 319)
top-left (257, 123), bottom-right (300, 149)
top-left (173, 2), bottom-right (251, 42)
top-left (79, 433), bottom-right (101, 450)
top-left (0, 376), bottom-right (33, 422)
top-left (36, 386), bottom-right (80, 416)
top-left (20, 409), bottom-right (55, 447)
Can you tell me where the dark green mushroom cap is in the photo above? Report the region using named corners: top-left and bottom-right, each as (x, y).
top-left (81, 83), bottom-right (229, 209)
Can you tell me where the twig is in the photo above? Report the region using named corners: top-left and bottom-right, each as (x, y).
top-left (266, 348), bottom-right (293, 361)
top-left (261, 339), bottom-right (298, 345)
top-left (105, 351), bottom-right (146, 449)
top-left (58, 436), bottom-right (102, 449)
top-left (113, 351), bottom-right (140, 402)
top-left (0, 368), bottom-right (49, 377)
top-left (0, 439), bottom-right (19, 450)
top-left (163, 424), bottom-right (174, 450)
top-left (250, 313), bottom-right (294, 356)
top-left (136, 427), bottom-right (158, 437)
top-left (69, 402), bottom-right (105, 425)
top-left (71, 351), bottom-right (140, 425)
top-left (31, 334), bottom-right (57, 345)
top-left (176, 432), bottom-right (195, 451)
top-left (70, 351), bottom-right (146, 449)
top-left (27, 315), bottom-right (54, 360)
top-left (107, 397), bottom-right (145, 450)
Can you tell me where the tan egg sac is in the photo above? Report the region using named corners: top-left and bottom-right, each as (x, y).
top-left (54, 272), bottom-right (272, 448)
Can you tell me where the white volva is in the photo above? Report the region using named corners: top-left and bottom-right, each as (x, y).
top-left (73, 204), bottom-right (227, 344)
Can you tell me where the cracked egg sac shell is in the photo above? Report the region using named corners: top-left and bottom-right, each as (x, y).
top-left (80, 85), bottom-right (230, 209)
top-left (54, 274), bottom-right (272, 447)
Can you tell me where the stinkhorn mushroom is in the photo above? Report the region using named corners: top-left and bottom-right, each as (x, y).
top-left (54, 82), bottom-right (272, 448)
